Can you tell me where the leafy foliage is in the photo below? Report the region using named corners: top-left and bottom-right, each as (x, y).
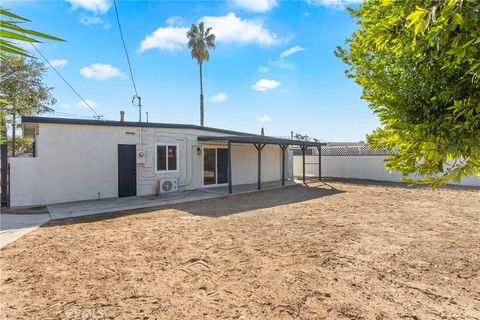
top-left (3, 136), bottom-right (34, 155)
top-left (336, 0), bottom-right (480, 187)
top-left (0, 57), bottom-right (55, 153)
top-left (0, 8), bottom-right (64, 62)
top-left (294, 133), bottom-right (310, 141)
top-left (186, 22), bottom-right (216, 65)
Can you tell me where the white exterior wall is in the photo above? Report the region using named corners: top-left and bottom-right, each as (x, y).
top-left (293, 155), bottom-right (480, 187)
top-left (10, 123), bottom-right (283, 207)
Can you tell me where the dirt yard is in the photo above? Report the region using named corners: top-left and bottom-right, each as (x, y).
top-left (1, 180), bottom-right (479, 319)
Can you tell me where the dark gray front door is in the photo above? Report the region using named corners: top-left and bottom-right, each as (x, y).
top-left (118, 144), bottom-right (136, 197)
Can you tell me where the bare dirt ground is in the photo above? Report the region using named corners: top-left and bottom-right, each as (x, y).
top-left (1, 179), bottom-right (479, 319)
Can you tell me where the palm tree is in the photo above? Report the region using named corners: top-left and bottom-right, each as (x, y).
top-left (187, 22), bottom-right (215, 127)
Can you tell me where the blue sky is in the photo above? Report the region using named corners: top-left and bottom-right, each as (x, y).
top-left (5, 0), bottom-right (379, 141)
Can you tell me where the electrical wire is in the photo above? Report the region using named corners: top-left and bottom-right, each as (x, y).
top-left (6, 15), bottom-right (103, 119)
top-left (46, 110), bottom-right (96, 119)
top-left (29, 43), bottom-right (103, 120)
top-left (113, 0), bottom-right (139, 98)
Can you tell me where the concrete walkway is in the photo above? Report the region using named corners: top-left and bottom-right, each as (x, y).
top-left (47, 190), bottom-right (221, 220)
top-left (204, 180), bottom-right (298, 195)
top-left (0, 213), bottom-right (51, 248)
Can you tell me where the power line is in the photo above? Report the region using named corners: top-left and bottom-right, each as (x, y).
top-left (7, 15), bottom-right (103, 119)
top-left (47, 110), bottom-right (97, 119)
top-left (113, 0), bottom-right (139, 98)
top-left (30, 43), bottom-right (103, 120)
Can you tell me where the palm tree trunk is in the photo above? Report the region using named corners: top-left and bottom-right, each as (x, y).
top-left (199, 62), bottom-right (204, 127)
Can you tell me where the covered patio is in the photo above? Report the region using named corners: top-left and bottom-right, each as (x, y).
top-left (197, 135), bottom-right (326, 194)
top-left (202, 179), bottom-right (298, 195)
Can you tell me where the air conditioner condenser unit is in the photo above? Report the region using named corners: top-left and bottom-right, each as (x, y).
top-left (158, 178), bottom-right (178, 194)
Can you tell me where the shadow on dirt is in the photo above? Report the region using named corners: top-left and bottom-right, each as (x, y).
top-left (41, 183), bottom-right (344, 227)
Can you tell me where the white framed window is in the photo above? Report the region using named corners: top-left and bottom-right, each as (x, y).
top-left (155, 143), bottom-right (179, 173)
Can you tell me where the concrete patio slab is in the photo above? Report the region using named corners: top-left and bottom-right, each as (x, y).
top-left (47, 190), bottom-right (222, 220)
top-left (203, 179), bottom-right (299, 195)
top-left (0, 213), bottom-right (51, 248)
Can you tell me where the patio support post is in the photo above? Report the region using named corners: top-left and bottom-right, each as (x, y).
top-left (279, 144), bottom-right (288, 186)
top-left (300, 145), bottom-right (308, 184)
top-left (316, 145), bottom-right (322, 181)
top-left (228, 140), bottom-right (232, 194)
top-left (254, 143), bottom-right (265, 190)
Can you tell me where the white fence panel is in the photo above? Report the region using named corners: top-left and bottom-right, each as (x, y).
top-left (293, 155), bottom-right (480, 187)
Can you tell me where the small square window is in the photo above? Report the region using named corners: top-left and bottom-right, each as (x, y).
top-left (156, 144), bottom-right (178, 172)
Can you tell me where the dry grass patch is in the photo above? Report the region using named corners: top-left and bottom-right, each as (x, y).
top-left (1, 180), bottom-right (479, 319)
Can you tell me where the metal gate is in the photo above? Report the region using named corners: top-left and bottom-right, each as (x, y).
top-left (1, 144), bottom-right (9, 207)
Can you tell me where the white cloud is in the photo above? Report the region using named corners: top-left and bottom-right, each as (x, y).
top-left (10, 39), bottom-right (37, 51)
top-left (66, 0), bottom-right (111, 14)
top-left (257, 114), bottom-right (272, 123)
top-left (80, 63), bottom-right (127, 80)
top-left (280, 46), bottom-right (306, 58)
top-left (252, 79), bottom-right (280, 91)
top-left (267, 45), bottom-right (306, 71)
top-left (79, 15), bottom-right (102, 25)
top-left (202, 13), bottom-right (285, 46)
top-left (49, 59), bottom-right (68, 68)
top-left (268, 59), bottom-right (296, 71)
top-left (258, 66), bottom-right (269, 73)
top-left (79, 13), bottom-right (110, 28)
top-left (76, 99), bottom-right (96, 109)
top-left (140, 26), bottom-right (189, 52)
top-left (306, 0), bottom-right (362, 9)
top-left (140, 12), bottom-right (287, 52)
top-left (210, 93), bottom-right (228, 103)
top-left (166, 16), bottom-right (185, 27)
top-left (231, 0), bottom-right (278, 12)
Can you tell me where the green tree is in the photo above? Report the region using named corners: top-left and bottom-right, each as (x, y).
top-left (0, 8), bottom-right (64, 62)
top-left (294, 133), bottom-right (310, 141)
top-left (187, 22), bottom-right (216, 127)
top-left (336, 0), bottom-right (480, 187)
top-left (0, 57), bottom-right (55, 156)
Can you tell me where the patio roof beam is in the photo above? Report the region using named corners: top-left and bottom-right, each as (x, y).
top-left (279, 144), bottom-right (289, 186)
top-left (254, 143), bottom-right (266, 190)
top-left (197, 135), bottom-right (326, 147)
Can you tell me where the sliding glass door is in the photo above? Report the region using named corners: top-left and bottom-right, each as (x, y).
top-left (203, 148), bottom-right (229, 186)
top-left (203, 148), bottom-right (216, 185)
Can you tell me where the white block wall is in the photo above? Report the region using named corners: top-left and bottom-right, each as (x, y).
top-left (293, 155), bottom-right (480, 187)
top-left (10, 123), bottom-right (283, 207)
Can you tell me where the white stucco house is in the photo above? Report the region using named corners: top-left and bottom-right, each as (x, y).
top-left (9, 116), bottom-right (325, 207)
